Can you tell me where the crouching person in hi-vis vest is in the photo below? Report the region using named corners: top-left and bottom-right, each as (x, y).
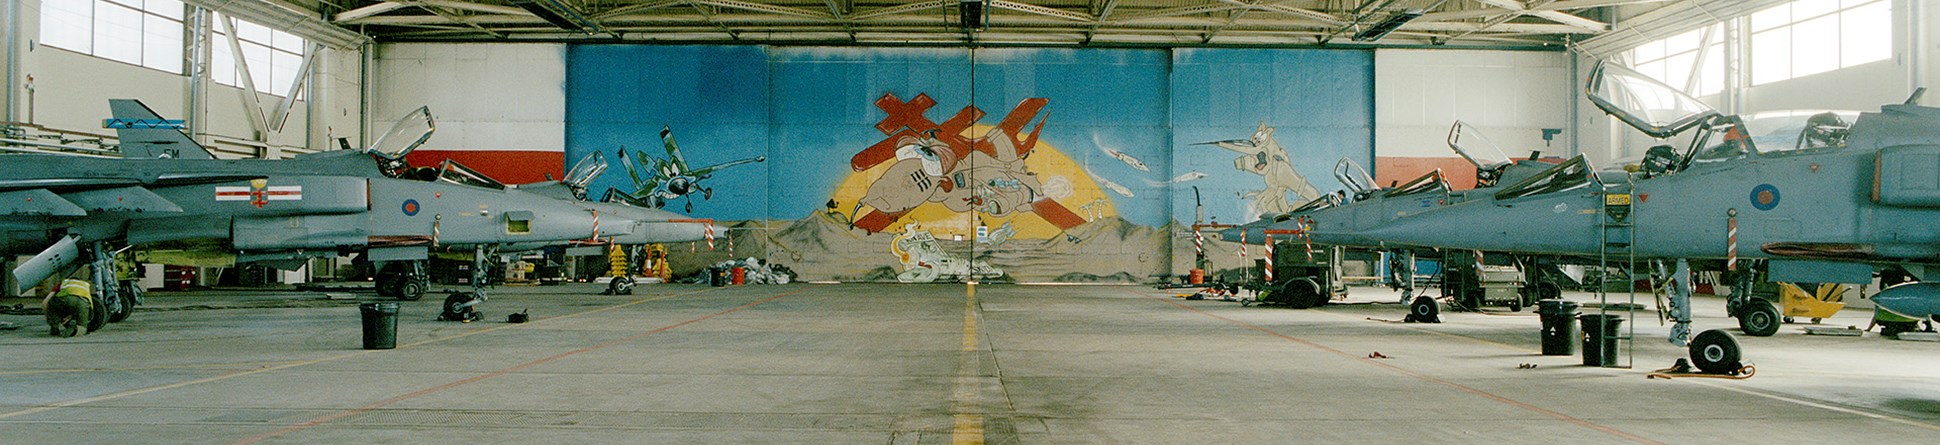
top-left (44, 279), bottom-right (94, 337)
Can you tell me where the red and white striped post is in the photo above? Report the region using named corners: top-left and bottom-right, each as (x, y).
top-left (1262, 234), bottom-right (1275, 282)
top-left (1726, 210), bottom-right (1739, 271)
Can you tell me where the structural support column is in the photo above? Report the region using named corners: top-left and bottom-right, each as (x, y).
top-left (186, 8), bottom-right (213, 146)
top-left (1912, 0), bottom-right (1935, 101)
top-left (3, 0), bottom-right (20, 122)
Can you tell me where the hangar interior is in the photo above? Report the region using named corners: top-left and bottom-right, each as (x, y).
top-left (4, 0), bottom-right (1940, 443)
top-left (6, 0), bottom-right (1937, 287)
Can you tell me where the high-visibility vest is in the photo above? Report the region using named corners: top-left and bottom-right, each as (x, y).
top-left (57, 279), bottom-right (94, 303)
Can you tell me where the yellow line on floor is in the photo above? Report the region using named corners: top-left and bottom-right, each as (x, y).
top-left (0, 287), bottom-right (718, 421)
top-left (952, 282), bottom-right (983, 445)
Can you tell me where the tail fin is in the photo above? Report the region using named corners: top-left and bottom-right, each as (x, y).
top-left (107, 99), bottom-right (213, 159)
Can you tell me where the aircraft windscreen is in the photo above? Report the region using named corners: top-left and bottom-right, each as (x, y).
top-left (1586, 62), bottom-right (1720, 139)
top-left (1334, 158), bottom-right (1376, 195)
top-left (565, 151), bottom-right (609, 190)
top-left (1289, 194), bottom-right (1342, 214)
top-left (1382, 170), bottom-right (1449, 198)
top-left (1691, 110), bottom-right (1861, 162)
top-left (368, 106), bottom-right (436, 160)
top-left (1447, 121), bottom-right (1512, 169)
top-left (1494, 156), bottom-right (1596, 201)
top-left (437, 160), bottom-right (506, 190)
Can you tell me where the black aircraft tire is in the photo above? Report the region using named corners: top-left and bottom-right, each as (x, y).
top-left (1408, 296), bottom-right (1440, 323)
top-left (1285, 279), bottom-right (1322, 309)
top-left (441, 293), bottom-right (477, 321)
top-left (1535, 281), bottom-right (1562, 301)
top-left (107, 290), bottom-right (135, 323)
top-left (375, 274), bottom-right (399, 298)
top-left (397, 280), bottom-right (426, 301)
top-left (87, 295), bottom-right (108, 333)
top-left (1689, 329), bottom-right (1743, 374)
top-left (1739, 302), bottom-right (1780, 337)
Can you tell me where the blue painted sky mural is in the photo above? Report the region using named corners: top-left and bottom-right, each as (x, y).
top-left (564, 45), bottom-right (1371, 282)
top-left (565, 45), bottom-right (1370, 228)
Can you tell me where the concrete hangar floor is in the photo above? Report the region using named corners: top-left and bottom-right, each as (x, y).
top-left (1, 283), bottom-right (1937, 443)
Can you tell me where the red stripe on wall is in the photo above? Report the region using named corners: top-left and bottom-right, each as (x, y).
top-left (1376, 156), bottom-right (1481, 190)
top-left (403, 150), bottom-right (565, 185)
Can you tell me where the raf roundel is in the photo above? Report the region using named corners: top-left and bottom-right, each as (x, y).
top-left (402, 199), bottom-right (421, 216)
top-left (1749, 184), bottom-right (1781, 211)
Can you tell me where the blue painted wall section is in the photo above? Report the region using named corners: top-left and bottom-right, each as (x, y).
top-left (565, 45), bottom-right (1373, 282)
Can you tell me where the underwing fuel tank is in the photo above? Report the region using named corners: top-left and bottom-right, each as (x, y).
top-left (11, 234), bottom-right (80, 295)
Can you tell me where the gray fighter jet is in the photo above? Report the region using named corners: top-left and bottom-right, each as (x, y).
top-left (1216, 122), bottom-right (1564, 309)
top-left (1353, 62), bottom-right (1940, 373)
top-left (1, 100), bottom-right (692, 329)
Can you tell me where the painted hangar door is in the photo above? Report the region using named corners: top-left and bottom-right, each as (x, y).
top-left (565, 46), bottom-right (1372, 283)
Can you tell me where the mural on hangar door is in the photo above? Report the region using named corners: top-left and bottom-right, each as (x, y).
top-left (564, 47), bottom-right (1373, 283)
top-left (595, 99), bottom-right (1340, 283)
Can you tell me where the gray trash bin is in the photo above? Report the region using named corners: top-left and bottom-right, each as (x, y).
top-left (360, 302), bottom-right (398, 350)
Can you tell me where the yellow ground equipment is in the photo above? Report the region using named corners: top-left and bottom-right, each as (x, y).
top-left (1777, 282), bottom-right (1846, 323)
top-left (607, 244), bottom-right (629, 278)
top-left (642, 244), bottom-right (672, 281)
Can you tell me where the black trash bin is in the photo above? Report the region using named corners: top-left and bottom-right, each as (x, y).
top-left (709, 266), bottom-right (728, 287)
top-left (1537, 299), bottom-right (1580, 356)
top-left (1578, 313), bottom-right (1624, 366)
top-left (360, 302), bottom-right (399, 350)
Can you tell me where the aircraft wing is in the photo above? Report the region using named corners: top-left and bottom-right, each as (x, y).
top-left (1193, 139), bottom-right (1262, 154)
top-left (687, 157), bottom-right (765, 178)
top-left (660, 126), bottom-right (691, 174)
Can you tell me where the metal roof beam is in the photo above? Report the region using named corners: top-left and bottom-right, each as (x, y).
top-left (987, 0), bottom-right (1093, 23)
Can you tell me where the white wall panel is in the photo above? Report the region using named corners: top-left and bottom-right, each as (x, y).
top-left (1375, 49), bottom-right (1573, 160)
top-left (371, 43), bottom-right (565, 152)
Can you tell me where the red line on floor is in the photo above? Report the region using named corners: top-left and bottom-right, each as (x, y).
top-left (1132, 289), bottom-right (1664, 445)
top-left (233, 290), bottom-right (799, 445)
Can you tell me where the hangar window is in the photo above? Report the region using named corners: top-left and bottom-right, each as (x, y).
top-left (39, 0), bottom-right (185, 74)
top-left (1628, 24), bottom-right (1724, 97)
top-left (212, 13), bottom-right (308, 98)
top-left (1750, 0), bottom-right (1892, 86)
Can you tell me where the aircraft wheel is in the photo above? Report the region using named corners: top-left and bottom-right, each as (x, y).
top-left (107, 285), bottom-right (137, 323)
top-left (1284, 278), bottom-right (1322, 309)
top-left (1534, 281), bottom-right (1562, 301)
top-left (375, 274), bottom-right (400, 298)
top-left (1406, 296), bottom-right (1440, 323)
top-left (607, 276), bottom-right (634, 295)
top-left (87, 294), bottom-right (109, 333)
top-left (441, 292), bottom-right (481, 322)
top-left (1688, 329), bottom-right (1743, 374)
top-left (396, 280), bottom-right (426, 301)
top-left (1738, 301), bottom-right (1780, 337)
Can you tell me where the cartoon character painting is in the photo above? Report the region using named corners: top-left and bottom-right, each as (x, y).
top-left (1197, 122), bottom-right (1322, 218)
top-left (845, 93), bottom-right (1089, 234)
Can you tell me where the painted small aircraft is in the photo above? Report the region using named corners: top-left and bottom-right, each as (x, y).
top-left (610, 126), bottom-right (765, 213)
top-left (1353, 62), bottom-right (1940, 373)
top-left (1094, 137), bottom-right (1151, 172)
